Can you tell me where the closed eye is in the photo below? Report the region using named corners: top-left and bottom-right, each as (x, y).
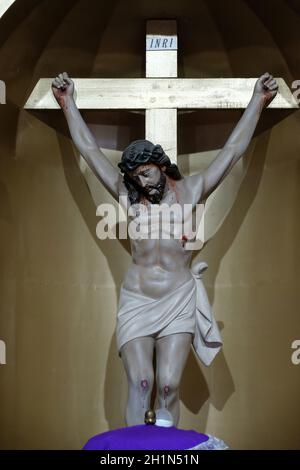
top-left (132, 169), bottom-right (151, 179)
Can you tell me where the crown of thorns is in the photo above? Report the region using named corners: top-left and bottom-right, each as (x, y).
top-left (118, 144), bottom-right (167, 173)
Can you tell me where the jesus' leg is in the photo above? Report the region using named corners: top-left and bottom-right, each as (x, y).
top-left (120, 336), bottom-right (155, 426)
top-left (155, 333), bottom-right (192, 426)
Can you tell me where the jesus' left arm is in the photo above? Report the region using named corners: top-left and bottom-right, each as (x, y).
top-left (186, 73), bottom-right (278, 203)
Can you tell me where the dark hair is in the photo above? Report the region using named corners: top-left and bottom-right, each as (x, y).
top-left (118, 139), bottom-right (182, 204)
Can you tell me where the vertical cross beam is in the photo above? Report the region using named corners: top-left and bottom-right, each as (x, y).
top-left (146, 20), bottom-right (178, 163)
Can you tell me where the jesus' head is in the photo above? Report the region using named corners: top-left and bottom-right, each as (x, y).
top-left (118, 139), bottom-right (182, 204)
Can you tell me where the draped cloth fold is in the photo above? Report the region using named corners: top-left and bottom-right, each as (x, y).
top-left (190, 261), bottom-right (223, 366)
top-left (116, 261), bottom-right (222, 366)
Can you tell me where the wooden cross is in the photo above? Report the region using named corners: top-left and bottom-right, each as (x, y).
top-left (25, 20), bottom-right (298, 164)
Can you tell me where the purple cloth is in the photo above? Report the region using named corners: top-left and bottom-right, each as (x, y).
top-left (82, 425), bottom-right (209, 450)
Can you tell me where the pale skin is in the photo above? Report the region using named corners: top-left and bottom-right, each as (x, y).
top-left (52, 72), bottom-right (278, 426)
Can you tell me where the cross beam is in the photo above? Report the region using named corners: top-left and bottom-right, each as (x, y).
top-left (24, 77), bottom-right (297, 110)
top-left (24, 20), bottom-right (298, 163)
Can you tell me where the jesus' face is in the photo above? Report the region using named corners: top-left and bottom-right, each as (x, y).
top-left (129, 163), bottom-right (167, 204)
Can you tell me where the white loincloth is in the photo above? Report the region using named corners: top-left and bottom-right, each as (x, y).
top-left (116, 261), bottom-right (222, 366)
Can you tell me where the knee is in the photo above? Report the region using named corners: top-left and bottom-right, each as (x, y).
top-left (128, 370), bottom-right (154, 394)
top-left (157, 374), bottom-right (180, 399)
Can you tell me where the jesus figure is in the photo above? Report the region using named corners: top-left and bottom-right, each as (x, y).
top-left (51, 71), bottom-right (278, 426)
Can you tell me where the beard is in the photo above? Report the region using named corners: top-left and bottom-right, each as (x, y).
top-left (140, 171), bottom-right (167, 204)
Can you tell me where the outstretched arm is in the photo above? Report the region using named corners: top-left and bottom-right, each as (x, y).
top-left (52, 72), bottom-right (119, 200)
top-left (187, 73), bottom-right (278, 203)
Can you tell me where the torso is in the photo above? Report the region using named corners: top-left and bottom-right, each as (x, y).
top-left (118, 175), bottom-right (203, 299)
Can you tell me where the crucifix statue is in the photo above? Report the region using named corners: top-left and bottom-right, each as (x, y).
top-left (26, 20), bottom-right (296, 427)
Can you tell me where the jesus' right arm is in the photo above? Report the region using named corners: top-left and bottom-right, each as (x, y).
top-left (51, 72), bottom-right (119, 201)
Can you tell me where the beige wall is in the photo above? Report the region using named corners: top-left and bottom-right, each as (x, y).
top-left (0, 0), bottom-right (300, 450)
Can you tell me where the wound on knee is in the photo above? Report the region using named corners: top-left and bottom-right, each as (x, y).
top-left (141, 379), bottom-right (149, 391)
top-left (163, 385), bottom-right (170, 408)
top-left (140, 379), bottom-right (149, 409)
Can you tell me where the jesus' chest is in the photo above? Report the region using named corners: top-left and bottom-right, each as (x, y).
top-left (127, 199), bottom-right (196, 243)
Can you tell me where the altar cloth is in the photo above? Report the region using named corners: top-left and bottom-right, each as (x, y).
top-left (82, 425), bottom-right (229, 450)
